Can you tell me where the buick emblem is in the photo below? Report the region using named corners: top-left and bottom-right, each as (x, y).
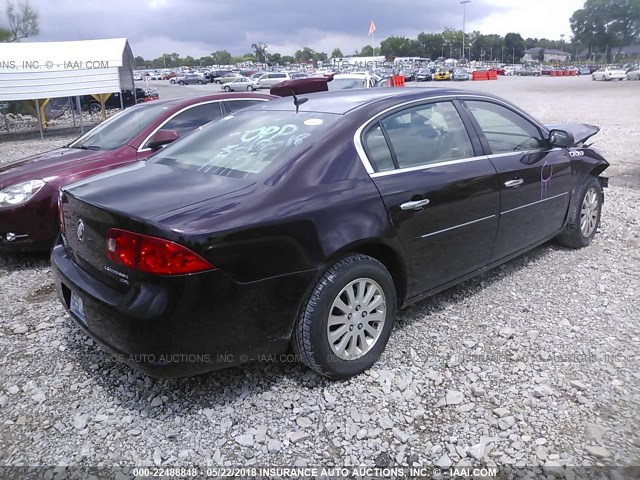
top-left (76, 219), bottom-right (85, 241)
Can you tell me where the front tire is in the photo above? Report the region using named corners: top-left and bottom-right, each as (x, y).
top-left (556, 176), bottom-right (603, 248)
top-left (292, 254), bottom-right (396, 379)
top-left (223, 85), bottom-right (231, 92)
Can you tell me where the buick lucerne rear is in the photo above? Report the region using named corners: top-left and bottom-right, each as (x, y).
top-left (52, 89), bottom-right (609, 379)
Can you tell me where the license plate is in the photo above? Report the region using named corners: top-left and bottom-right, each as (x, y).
top-left (70, 291), bottom-right (86, 323)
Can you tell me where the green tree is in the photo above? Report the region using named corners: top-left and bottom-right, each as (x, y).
top-left (134, 55), bottom-right (145, 67)
top-left (313, 51), bottom-right (328, 62)
top-left (1, 0), bottom-right (38, 42)
top-left (211, 50), bottom-right (232, 65)
top-left (379, 36), bottom-right (415, 56)
top-left (294, 47), bottom-right (316, 62)
top-left (331, 48), bottom-right (343, 58)
top-left (182, 55), bottom-right (196, 66)
top-left (416, 32), bottom-right (442, 59)
top-left (504, 32), bottom-right (526, 62)
top-left (267, 52), bottom-right (281, 64)
top-left (570, 0), bottom-right (640, 58)
top-left (251, 42), bottom-right (268, 63)
top-left (359, 45), bottom-right (374, 56)
top-left (281, 55), bottom-right (295, 64)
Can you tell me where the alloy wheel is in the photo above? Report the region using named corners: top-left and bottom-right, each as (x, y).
top-left (580, 187), bottom-right (599, 237)
top-left (326, 278), bottom-right (386, 360)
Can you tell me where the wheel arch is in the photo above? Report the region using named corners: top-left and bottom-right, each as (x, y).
top-left (327, 240), bottom-right (408, 309)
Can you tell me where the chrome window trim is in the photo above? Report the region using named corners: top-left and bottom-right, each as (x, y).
top-left (137, 98), bottom-right (269, 153)
top-left (354, 93), bottom-right (549, 176)
top-left (371, 155), bottom-right (489, 177)
top-left (501, 192), bottom-right (569, 215)
top-left (421, 215), bottom-right (496, 239)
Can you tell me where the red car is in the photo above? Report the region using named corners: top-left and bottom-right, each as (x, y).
top-left (0, 93), bottom-right (273, 251)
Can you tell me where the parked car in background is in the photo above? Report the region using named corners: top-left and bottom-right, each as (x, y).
top-left (206, 70), bottom-right (232, 83)
top-left (452, 67), bottom-right (470, 81)
top-left (175, 73), bottom-right (205, 85)
top-left (516, 67), bottom-right (541, 76)
top-left (256, 72), bottom-right (292, 89)
top-left (51, 88), bottom-right (609, 379)
top-left (216, 73), bottom-right (245, 84)
top-left (626, 67), bottom-right (640, 80)
top-left (0, 93), bottom-right (274, 252)
top-left (133, 73), bottom-right (143, 81)
top-left (592, 66), bottom-right (626, 81)
top-left (540, 66), bottom-right (553, 75)
top-left (415, 68), bottom-right (433, 81)
top-left (433, 68), bottom-right (450, 81)
top-left (223, 77), bottom-right (259, 92)
top-left (74, 88), bottom-right (156, 115)
top-left (577, 67), bottom-right (591, 75)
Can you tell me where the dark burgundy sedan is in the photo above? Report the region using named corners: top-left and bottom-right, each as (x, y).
top-left (52, 88), bottom-right (609, 379)
top-left (0, 93), bottom-right (273, 251)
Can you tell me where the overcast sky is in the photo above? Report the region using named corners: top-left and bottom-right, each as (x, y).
top-left (21, 0), bottom-right (585, 59)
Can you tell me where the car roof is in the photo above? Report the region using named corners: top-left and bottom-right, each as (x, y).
top-left (136, 93), bottom-right (274, 110)
top-left (256, 87), bottom-right (496, 115)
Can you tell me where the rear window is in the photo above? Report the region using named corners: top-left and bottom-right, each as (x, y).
top-left (149, 110), bottom-right (338, 179)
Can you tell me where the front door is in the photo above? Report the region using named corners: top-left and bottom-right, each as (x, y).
top-left (362, 100), bottom-right (500, 297)
top-left (461, 100), bottom-right (573, 260)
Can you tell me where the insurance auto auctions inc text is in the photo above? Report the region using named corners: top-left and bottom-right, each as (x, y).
top-left (198, 466), bottom-right (498, 478)
top-left (0, 60), bottom-right (110, 70)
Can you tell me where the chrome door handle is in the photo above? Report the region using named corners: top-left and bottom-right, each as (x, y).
top-left (504, 179), bottom-right (524, 188)
top-left (400, 199), bottom-right (430, 211)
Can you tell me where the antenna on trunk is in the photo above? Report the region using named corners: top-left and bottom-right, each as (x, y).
top-left (290, 90), bottom-right (308, 114)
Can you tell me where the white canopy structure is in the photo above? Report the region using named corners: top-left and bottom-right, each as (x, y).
top-left (0, 38), bottom-right (135, 101)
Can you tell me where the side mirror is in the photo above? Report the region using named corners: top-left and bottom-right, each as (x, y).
top-left (548, 129), bottom-right (574, 148)
top-left (148, 129), bottom-right (180, 150)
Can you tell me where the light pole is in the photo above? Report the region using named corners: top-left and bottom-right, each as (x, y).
top-left (461, 0), bottom-right (471, 60)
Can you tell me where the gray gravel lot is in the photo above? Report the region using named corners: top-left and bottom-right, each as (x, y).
top-left (0, 76), bottom-right (639, 477)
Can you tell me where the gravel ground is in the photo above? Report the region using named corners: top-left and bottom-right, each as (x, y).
top-left (0, 77), bottom-right (639, 478)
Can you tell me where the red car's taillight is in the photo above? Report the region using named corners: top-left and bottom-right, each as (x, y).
top-left (106, 228), bottom-right (214, 275)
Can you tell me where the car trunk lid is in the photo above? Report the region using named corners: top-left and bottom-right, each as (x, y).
top-left (60, 162), bottom-right (254, 286)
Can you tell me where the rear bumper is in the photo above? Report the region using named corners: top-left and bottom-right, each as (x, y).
top-left (51, 240), bottom-right (319, 377)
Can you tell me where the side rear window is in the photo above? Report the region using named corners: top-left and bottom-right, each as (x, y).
top-left (379, 101), bottom-right (474, 169)
top-left (363, 124), bottom-right (395, 172)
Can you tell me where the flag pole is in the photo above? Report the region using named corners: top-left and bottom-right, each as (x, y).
top-left (372, 31), bottom-right (375, 56)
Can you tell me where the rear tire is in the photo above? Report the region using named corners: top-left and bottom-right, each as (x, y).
top-left (197, 80), bottom-right (204, 85)
top-left (292, 254), bottom-right (396, 379)
top-left (556, 176), bottom-right (603, 249)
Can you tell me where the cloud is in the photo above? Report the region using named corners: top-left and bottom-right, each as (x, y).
top-left (21, 0), bottom-right (582, 59)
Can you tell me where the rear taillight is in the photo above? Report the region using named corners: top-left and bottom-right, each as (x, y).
top-left (106, 228), bottom-right (214, 275)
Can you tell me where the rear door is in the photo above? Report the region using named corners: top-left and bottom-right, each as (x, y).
top-left (361, 99), bottom-right (500, 297)
top-left (461, 99), bottom-right (573, 260)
